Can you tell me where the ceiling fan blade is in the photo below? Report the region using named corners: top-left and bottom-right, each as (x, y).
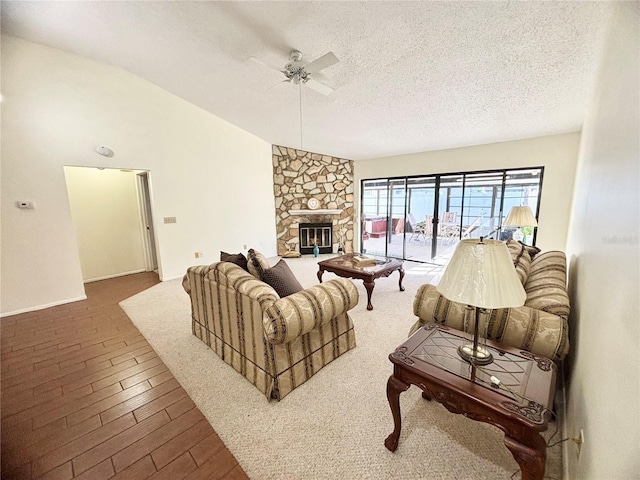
top-left (264, 79), bottom-right (290, 94)
top-left (305, 78), bottom-right (334, 96)
top-left (248, 56), bottom-right (284, 73)
top-left (304, 52), bottom-right (339, 73)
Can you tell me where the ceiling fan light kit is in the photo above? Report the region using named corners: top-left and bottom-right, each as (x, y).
top-left (250, 49), bottom-right (339, 96)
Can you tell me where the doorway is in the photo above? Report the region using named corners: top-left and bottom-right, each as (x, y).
top-left (64, 166), bottom-right (159, 282)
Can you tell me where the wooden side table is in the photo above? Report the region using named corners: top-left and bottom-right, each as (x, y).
top-left (385, 323), bottom-right (556, 480)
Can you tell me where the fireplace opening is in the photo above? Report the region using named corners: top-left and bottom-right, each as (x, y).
top-left (299, 223), bottom-right (332, 255)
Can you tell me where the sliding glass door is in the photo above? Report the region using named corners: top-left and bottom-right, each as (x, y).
top-left (384, 179), bottom-right (407, 258)
top-left (360, 167), bottom-right (543, 264)
top-left (406, 177), bottom-right (437, 262)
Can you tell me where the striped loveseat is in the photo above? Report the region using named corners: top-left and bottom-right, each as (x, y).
top-left (410, 242), bottom-right (570, 362)
top-left (182, 261), bottom-right (358, 401)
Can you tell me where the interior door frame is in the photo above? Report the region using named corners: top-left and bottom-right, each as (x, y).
top-left (136, 171), bottom-right (158, 272)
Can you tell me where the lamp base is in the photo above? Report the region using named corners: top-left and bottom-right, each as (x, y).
top-left (457, 344), bottom-right (494, 365)
top-left (512, 228), bottom-right (524, 242)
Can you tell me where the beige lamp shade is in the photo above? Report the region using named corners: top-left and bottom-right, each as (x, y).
top-left (437, 239), bottom-right (526, 309)
top-left (504, 206), bottom-right (538, 227)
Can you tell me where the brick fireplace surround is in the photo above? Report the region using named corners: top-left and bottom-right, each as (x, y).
top-left (272, 145), bottom-right (354, 256)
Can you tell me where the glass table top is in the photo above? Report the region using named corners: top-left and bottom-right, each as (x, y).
top-left (408, 327), bottom-right (534, 403)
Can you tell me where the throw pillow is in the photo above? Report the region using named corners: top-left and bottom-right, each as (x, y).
top-left (247, 249), bottom-right (270, 278)
top-left (219, 251), bottom-right (249, 271)
top-left (260, 259), bottom-right (304, 297)
top-left (521, 242), bottom-right (542, 259)
top-left (506, 239), bottom-right (532, 285)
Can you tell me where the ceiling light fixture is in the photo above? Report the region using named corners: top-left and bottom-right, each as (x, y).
top-left (96, 145), bottom-right (114, 157)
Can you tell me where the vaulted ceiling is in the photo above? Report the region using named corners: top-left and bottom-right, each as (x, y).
top-left (1, 1), bottom-right (612, 160)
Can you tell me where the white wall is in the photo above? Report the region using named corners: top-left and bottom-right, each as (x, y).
top-left (354, 133), bottom-right (581, 252)
top-left (64, 167), bottom-right (146, 282)
top-left (564, 3), bottom-right (640, 479)
top-left (1, 36), bottom-right (276, 315)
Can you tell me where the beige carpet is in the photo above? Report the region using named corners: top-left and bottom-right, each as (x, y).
top-left (120, 255), bottom-right (562, 480)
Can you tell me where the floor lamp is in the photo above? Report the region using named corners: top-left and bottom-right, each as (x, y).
top-left (437, 238), bottom-right (526, 365)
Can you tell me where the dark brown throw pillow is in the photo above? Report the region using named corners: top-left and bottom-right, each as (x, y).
top-left (520, 242), bottom-right (542, 259)
top-left (220, 251), bottom-right (249, 271)
top-left (260, 259), bottom-right (304, 297)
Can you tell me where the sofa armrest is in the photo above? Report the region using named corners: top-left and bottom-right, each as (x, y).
top-left (411, 284), bottom-right (569, 362)
top-left (263, 278), bottom-right (359, 345)
top-left (524, 251), bottom-right (570, 320)
top-left (182, 264), bottom-right (217, 294)
top-left (412, 284), bottom-right (470, 331)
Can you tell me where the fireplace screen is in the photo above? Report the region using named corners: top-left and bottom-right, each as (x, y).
top-left (299, 223), bottom-right (332, 255)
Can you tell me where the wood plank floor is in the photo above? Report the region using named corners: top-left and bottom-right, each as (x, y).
top-left (1, 272), bottom-right (249, 480)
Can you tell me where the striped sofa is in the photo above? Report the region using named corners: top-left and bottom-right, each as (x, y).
top-left (410, 246), bottom-right (570, 362)
top-left (182, 261), bottom-right (358, 401)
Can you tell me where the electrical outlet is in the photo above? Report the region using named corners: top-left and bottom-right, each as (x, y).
top-left (243, 244), bottom-right (247, 250)
top-left (194, 252), bottom-right (204, 259)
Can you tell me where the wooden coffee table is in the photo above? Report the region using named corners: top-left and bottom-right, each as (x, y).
top-left (317, 253), bottom-right (404, 310)
top-left (385, 323), bottom-right (556, 480)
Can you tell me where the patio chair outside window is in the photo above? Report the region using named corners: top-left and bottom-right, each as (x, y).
top-left (441, 211), bottom-right (459, 238)
top-left (461, 217), bottom-right (483, 239)
top-left (407, 213), bottom-right (427, 242)
top-left (442, 211), bottom-right (457, 224)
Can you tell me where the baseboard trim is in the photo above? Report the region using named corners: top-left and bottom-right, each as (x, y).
top-left (84, 269), bottom-right (147, 283)
top-left (159, 274), bottom-right (184, 282)
top-left (1, 295), bottom-right (88, 318)
top-left (561, 365), bottom-right (570, 480)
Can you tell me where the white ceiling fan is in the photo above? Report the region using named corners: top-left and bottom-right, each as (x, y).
top-left (249, 49), bottom-right (339, 95)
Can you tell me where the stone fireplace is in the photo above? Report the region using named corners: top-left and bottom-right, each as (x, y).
top-left (272, 145), bottom-right (354, 256)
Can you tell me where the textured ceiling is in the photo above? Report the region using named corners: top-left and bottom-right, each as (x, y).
top-left (1, 1), bottom-right (612, 160)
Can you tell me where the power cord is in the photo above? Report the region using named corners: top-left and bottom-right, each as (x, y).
top-left (470, 365), bottom-right (582, 480)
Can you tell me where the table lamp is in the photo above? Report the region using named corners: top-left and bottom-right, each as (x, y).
top-left (504, 206), bottom-right (538, 243)
top-left (437, 238), bottom-right (526, 365)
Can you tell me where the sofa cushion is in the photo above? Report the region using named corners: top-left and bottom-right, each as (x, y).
top-left (247, 249), bottom-right (270, 278)
top-left (220, 251), bottom-right (249, 271)
top-left (506, 239), bottom-right (532, 285)
top-left (260, 259), bottom-right (304, 298)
